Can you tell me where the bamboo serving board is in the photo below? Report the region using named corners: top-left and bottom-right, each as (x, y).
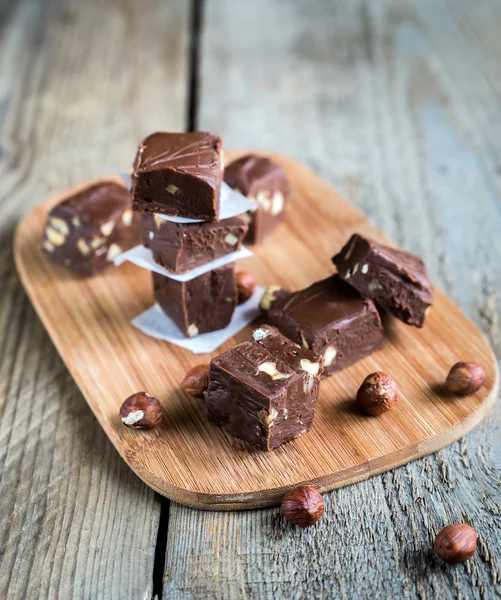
top-left (15, 152), bottom-right (498, 511)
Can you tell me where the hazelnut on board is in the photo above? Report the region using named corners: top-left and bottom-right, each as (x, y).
top-left (434, 524), bottom-right (477, 563)
top-left (356, 372), bottom-right (398, 415)
top-left (181, 364), bottom-right (210, 398)
top-left (236, 271), bottom-right (256, 304)
top-left (446, 362), bottom-right (485, 395)
top-left (281, 486), bottom-right (325, 527)
top-left (120, 392), bottom-right (162, 428)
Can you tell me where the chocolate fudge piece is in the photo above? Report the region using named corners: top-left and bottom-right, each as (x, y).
top-left (264, 275), bottom-right (383, 376)
top-left (142, 213), bottom-right (248, 274)
top-left (333, 234), bottom-right (434, 327)
top-left (206, 325), bottom-right (323, 451)
top-left (153, 264), bottom-right (236, 337)
top-left (132, 131), bottom-right (223, 220)
top-left (42, 182), bottom-right (141, 276)
top-left (224, 154), bottom-right (289, 243)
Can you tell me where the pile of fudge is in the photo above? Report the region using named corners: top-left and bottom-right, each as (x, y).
top-left (42, 129), bottom-right (434, 453)
top-left (43, 131), bottom-right (289, 344)
top-left (204, 233), bottom-right (434, 451)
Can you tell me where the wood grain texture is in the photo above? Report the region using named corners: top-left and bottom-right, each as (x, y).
top-left (164, 0), bottom-right (501, 598)
top-left (15, 158), bottom-right (498, 512)
top-left (0, 0), bottom-right (189, 598)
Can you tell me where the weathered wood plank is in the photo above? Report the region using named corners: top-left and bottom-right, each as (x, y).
top-left (164, 0), bottom-right (501, 597)
top-left (0, 0), bottom-right (190, 598)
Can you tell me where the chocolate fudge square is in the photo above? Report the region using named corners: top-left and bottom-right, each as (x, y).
top-left (153, 264), bottom-right (236, 337)
top-left (142, 213), bottom-right (248, 274)
top-left (264, 275), bottom-right (383, 376)
top-left (206, 325), bottom-right (323, 451)
top-left (42, 182), bottom-right (141, 277)
top-left (224, 154), bottom-right (289, 243)
top-left (132, 131), bottom-right (223, 220)
top-left (333, 234), bottom-right (434, 327)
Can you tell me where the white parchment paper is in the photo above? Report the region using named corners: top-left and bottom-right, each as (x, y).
top-left (132, 286), bottom-right (265, 354)
top-left (118, 172), bottom-right (255, 223)
top-left (114, 244), bottom-right (253, 282)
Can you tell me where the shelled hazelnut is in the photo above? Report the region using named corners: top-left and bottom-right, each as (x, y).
top-left (120, 392), bottom-right (162, 428)
top-left (281, 485), bottom-right (324, 527)
top-left (236, 271), bottom-right (256, 304)
top-left (181, 364), bottom-right (210, 398)
top-left (434, 524), bottom-right (477, 563)
top-left (446, 362), bottom-right (485, 395)
top-left (356, 372), bottom-right (398, 415)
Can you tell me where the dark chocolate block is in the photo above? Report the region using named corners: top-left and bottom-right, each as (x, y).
top-left (153, 264), bottom-right (236, 337)
top-left (132, 131), bottom-right (223, 220)
top-left (142, 213), bottom-right (248, 274)
top-left (224, 154), bottom-right (289, 243)
top-left (264, 275), bottom-right (383, 376)
top-left (206, 325), bottom-right (323, 451)
top-left (42, 182), bottom-right (141, 276)
top-left (333, 234), bottom-right (434, 327)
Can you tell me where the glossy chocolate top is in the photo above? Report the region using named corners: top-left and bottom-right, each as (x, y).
top-left (224, 154), bottom-right (289, 197)
top-left (133, 131), bottom-right (222, 189)
top-left (334, 234), bottom-right (433, 296)
top-left (270, 275), bottom-right (375, 334)
top-left (53, 182), bottom-right (130, 225)
top-left (211, 325), bottom-right (321, 397)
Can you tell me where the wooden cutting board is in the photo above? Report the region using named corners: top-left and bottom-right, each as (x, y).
top-left (14, 152), bottom-right (498, 511)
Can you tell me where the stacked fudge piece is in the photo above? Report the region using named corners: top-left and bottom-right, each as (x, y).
top-left (130, 131), bottom-right (251, 338)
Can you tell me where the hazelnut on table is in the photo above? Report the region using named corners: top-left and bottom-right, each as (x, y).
top-left (281, 485), bottom-right (325, 527)
top-left (434, 524), bottom-right (477, 563)
top-left (181, 364), bottom-right (210, 398)
top-left (356, 372), bottom-right (398, 415)
top-left (236, 271), bottom-right (256, 304)
top-left (446, 362), bottom-right (485, 395)
top-left (120, 392), bottom-right (162, 429)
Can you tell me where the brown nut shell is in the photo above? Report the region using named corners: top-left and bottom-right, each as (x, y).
top-left (434, 524), bottom-right (477, 563)
top-left (120, 392), bottom-right (162, 428)
top-left (181, 364), bottom-right (210, 398)
top-left (281, 485), bottom-right (324, 527)
top-left (446, 362), bottom-right (485, 395)
top-left (236, 271), bottom-right (256, 304)
top-left (356, 372), bottom-right (398, 415)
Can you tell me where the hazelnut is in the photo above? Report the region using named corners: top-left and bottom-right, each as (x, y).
top-left (446, 362), bottom-right (485, 395)
top-left (434, 524), bottom-right (477, 563)
top-left (120, 392), bottom-right (162, 428)
top-left (281, 485), bottom-right (324, 527)
top-left (181, 364), bottom-right (210, 398)
top-left (236, 271), bottom-right (256, 304)
top-left (356, 372), bottom-right (397, 415)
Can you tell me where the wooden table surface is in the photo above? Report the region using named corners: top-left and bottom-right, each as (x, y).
top-left (1, 1), bottom-right (500, 598)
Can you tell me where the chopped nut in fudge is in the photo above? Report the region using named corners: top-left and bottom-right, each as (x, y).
top-left (42, 181), bottom-right (141, 276)
top-left (333, 234), bottom-right (433, 327)
top-left (206, 325), bottom-right (323, 451)
top-left (264, 275), bottom-right (383, 376)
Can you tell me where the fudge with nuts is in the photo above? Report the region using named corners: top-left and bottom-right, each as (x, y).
top-left (132, 131), bottom-right (223, 220)
top-left (206, 325), bottom-right (323, 451)
top-left (263, 275), bottom-right (384, 376)
top-left (333, 234), bottom-right (434, 327)
top-left (224, 154), bottom-right (288, 243)
top-left (141, 213), bottom-right (248, 274)
top-left (152, 264), bottom-right (236, 337)
top-left (42, 181), bottom-right (141, 276)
